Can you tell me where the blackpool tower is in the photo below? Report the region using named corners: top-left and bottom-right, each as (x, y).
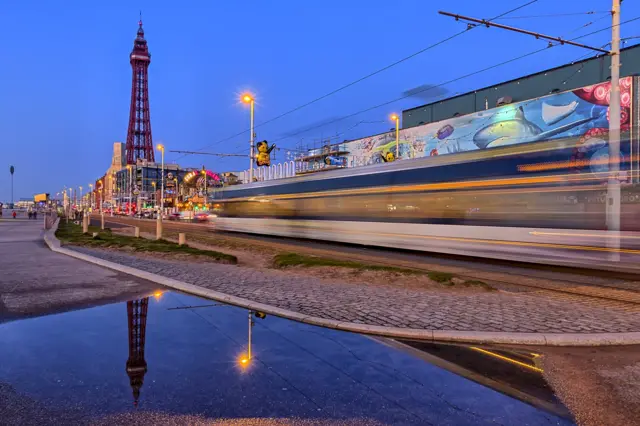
top-left (125, 20), bottom-right (154, 165)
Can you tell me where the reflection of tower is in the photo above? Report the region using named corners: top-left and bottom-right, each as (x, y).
top-left (126, 298), bottom-right (149, 407)
top-left (125, 20), bottom-right (155, 165)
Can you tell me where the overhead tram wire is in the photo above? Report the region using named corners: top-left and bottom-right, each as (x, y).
top-left (495, 11), bottom-right (609, 20)
top-left (268, 15), bottom-right (640, 145)
top-left (173, 0), bottom-right (539, 161)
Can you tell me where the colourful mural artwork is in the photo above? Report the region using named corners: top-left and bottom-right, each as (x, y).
top-left (341, 78), bottom-right (633, 169)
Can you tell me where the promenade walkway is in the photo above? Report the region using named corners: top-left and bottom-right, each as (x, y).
top-left (0, 219), bottom-right (155, 323)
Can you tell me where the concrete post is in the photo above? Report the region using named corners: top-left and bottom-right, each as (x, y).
top-left (101, 212), bottom-right (105, 230)
top-left (134, 226), bottom-right (140, 238)
top-left (156, 214), bottom-right (163, 240)
top-left (83, 214), bottom-right (89, 234)
top-left (178, 233), bottom-right (186, 246)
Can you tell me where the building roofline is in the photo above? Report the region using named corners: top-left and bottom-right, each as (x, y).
top-left (403, 44), bottom-right (640, 114)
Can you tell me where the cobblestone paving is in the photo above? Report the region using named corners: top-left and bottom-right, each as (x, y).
top-left (70, 246), bottom-right (640, 333)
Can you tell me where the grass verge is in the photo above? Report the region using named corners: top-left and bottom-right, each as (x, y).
top-left (272, 252), bottom-right (494, 290)
top-left (273, 252), bottom-right (422, 274)
top-left (56, 220), bottom-right (237, 264)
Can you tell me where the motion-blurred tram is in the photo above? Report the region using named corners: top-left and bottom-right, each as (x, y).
top-left (212, 135), bottom-right (640, 270)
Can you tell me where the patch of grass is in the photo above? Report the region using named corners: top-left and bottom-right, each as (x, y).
top-left (272, 252), bottom-right (422, 274)
top-left (463, 280), bottom-right (496, 291)
top-left (56, 220), bottom-right (237, 264)
top-left (427, 271), bottom-right (454, 283)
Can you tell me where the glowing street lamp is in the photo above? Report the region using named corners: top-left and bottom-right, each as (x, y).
top-left (390, 113), bottom-right (400, 159)
top-left (241, 93), bottom-right (255, 183)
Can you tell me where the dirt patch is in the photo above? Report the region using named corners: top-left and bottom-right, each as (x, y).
top-left (540, 345), bottom-right (640, 426)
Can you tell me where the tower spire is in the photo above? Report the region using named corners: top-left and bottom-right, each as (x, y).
top-left (125, 18), bottom-right (154, 164)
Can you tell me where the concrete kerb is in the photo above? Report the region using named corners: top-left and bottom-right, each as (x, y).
top-left (44, 218), bottom-right (640, 346)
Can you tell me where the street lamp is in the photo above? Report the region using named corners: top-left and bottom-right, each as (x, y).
top-left (157, 144), bottom-right (165, 214)
top-left (88, 183), bottom-right (93, 211)
top-left (201, 166), bottom-right (208, 209)
top-left (79, 186), bottom-right (83, 210)
top-left (241, 93), bottom-right (255, 183)
top-left (127, 165), bottom-right (133, 215)
top-left (390, 113), bottom-right (400, 159)
top-left (98, 180), bottom-right (103, 213)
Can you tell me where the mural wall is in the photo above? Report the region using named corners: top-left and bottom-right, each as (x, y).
top-left (338, 78), bottom-right (633, 168)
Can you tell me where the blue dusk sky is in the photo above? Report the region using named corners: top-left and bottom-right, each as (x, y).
top-left (1, 0), bottom-right (638, 201)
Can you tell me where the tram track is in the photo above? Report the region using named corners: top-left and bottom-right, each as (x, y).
top-left (97, 216), bottom-right (640, 307)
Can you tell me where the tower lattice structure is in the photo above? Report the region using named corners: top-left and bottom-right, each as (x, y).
top-left (125, 20), bottom-right (154, 165)
top-left (126, 298), bottom-right (149, 407)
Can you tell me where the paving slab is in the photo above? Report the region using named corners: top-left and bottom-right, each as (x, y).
top-left (0, 220), bottom-right (156, 323)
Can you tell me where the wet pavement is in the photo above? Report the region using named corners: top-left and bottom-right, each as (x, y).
top-left (0, 291), bottom-right (573, 425)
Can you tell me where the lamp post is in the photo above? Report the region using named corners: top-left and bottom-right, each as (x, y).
top-left (151, 181), bottom-right (157, 208)
top-left (9, 166), bottom-right (14, 208)
top-left (88, 183), bottom-right (93, 211)
top-left (157, 144), bottom-right (165, 214)
top-left (202, 166), bottom-right (208, 209)
top-left (79, 186), bottom-right (83, 210)
top-left (98, 180), bottom-right (103, 213)
top-left (242, 94), bottom-right (255, 183)
top-left (390, 114), bottom-right (400, 159)
top-left (127, 165), bottom-right (133, 215)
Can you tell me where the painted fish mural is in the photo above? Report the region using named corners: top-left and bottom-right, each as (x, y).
top-left (317, 78), bottom-right (632, 167)
top-left (472, 106), bottom-right (596, 149)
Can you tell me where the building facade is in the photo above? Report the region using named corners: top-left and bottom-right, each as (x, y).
top-left (402, 44), bottom-right (640, 128)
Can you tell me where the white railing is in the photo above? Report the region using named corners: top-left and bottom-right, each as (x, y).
top-left (241, 161), bottom-right (297, 183)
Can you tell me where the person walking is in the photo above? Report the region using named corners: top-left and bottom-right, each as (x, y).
top-left (12, 211), bottom-right (16, 219)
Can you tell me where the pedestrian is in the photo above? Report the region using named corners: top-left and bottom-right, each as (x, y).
top-left (12, 211), bottom-right (16, 219)
top-left (33, 211), bottom-right (37, 220)
top-left (28, 211), bottom-right (32, 219)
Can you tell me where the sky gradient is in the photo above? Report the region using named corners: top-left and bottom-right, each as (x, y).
top-left (1, 0), bottom-right (638, 201)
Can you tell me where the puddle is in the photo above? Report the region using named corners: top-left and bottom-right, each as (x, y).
top-left (0, 291), bottom-right (573, 425)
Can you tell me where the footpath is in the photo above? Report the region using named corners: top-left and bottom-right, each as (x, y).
top-left (0, 218), bottom-right (155, 322)
top-left (44, 218), bottom-right (640, 346)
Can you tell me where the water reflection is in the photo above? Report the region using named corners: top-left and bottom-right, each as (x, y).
top-left (394, 339), bottom-right (569, 418)
top-left (0, 292), bottom-right (571, 424)
top-left (125, 298), bottom-right (149, 407)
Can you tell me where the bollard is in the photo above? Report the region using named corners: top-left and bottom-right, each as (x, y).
top-left (82, 215), bottom-right (89, 234)
top-left (101, 212), bottom-right (105, 230)
top-left (156, 214), bottom-right (163, 240)
top-left (178, 233), bottom-right (186, 246)
top-left (134, 226), bottom-right (140, 238)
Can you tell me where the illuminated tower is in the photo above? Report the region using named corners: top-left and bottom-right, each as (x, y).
top-left (125, 20), bottom-right (154, 165)
top-left (126, 298), bottom-right (149, 407)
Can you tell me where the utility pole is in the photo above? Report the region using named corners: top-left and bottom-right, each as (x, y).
top-left (607, 0), bottom-right (621, 260)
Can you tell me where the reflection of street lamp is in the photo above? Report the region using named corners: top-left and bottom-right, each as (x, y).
top-left (241, 93), bottom-right (255, 183)
top-left (157, 144), bottom-right (165, 213)
top-left (239, 310), bottom-right (254, 369)
top-left (390, 113), bottom-right (400, 159)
